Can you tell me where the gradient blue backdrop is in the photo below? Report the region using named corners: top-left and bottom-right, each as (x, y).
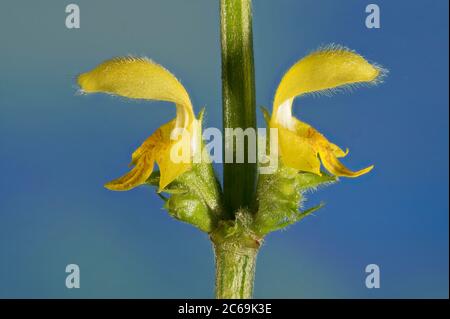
top-left (0, 0), bottom-right (448, 298)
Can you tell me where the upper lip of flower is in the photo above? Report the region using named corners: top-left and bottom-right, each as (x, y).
top-left (77, 56), bottom-right (200, 191)
top-left (270, 45), bottom-right (386, 178)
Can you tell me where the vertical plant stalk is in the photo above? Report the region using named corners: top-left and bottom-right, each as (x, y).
top-left (221, 0), bottom-right (257, 214)
top-left (211, 216), bottom-right (261, 299)
top-left (213, 242), bottom-right (258, 299)
top-left (216, 0), bottom-right (259, 299)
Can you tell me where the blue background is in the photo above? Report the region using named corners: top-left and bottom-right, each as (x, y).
top-left (0, 0), bottom-right (448, 298)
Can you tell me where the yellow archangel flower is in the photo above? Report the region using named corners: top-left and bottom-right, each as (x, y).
top-left (271, 46), bottom-right (384, 177)
top-left (78, 57), bottom-right (201, 191)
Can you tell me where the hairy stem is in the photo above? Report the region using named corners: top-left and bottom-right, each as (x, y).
top-left (220, 0), bottom-right (257, 214)
top-left (213, 242), bottom-right (258, 299)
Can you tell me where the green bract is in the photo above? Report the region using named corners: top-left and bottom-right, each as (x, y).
top-left (146, 160), bottom-right (223, 233)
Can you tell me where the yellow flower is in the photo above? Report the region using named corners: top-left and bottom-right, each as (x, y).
top-left (78, 57), bottom-right (201, 191)
top-left (271, 46), bottom-right (384, 177)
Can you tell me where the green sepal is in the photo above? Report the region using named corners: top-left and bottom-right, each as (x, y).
top-left (145, 157), bottom-right (223, 233)
top-left (254, 165), bottom-right (300, 235)
top-left (296, 202), bottom-right (325, 221)
top-left (254, 166), bottom-right (333, 235)
top-left (260, 106), bottom-right (271, 125)
top-left (297, 172), bottom-right (337, 191)
top-left (164, 191), bottom-right (213, 233)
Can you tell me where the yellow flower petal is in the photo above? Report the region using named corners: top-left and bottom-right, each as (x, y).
top-left (329, 143), bottom-right (349, 158)
top-left (106, 119), bottom-right (193, 191)
top-left (130, 128), bottom-right (161, 166)
top-left (78, 57), bottom-right (194, 128)
top-left (273, 46), bottom-right (383, 118)
top-left (157, 152), bottom-right (191, 191)
top-left (319, 147), bottom-right (374, 178)
top-left (278, 124), bottom-right (321, 175)
top-left (271, 118), bottom-right (321, 175)
top-left (105, 153), bottom-right (155, 191)
top-left (153, 120), bottom-right (192, 190)
top-left (273, 114), bottom-right (372, 178)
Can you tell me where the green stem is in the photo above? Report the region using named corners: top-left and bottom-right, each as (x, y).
top-left (213, 242), bottom-right (258, 299)
top-left (211, 217), bottom-right (260, 299)
top-left (221, 0), bottom-right (257, 214)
